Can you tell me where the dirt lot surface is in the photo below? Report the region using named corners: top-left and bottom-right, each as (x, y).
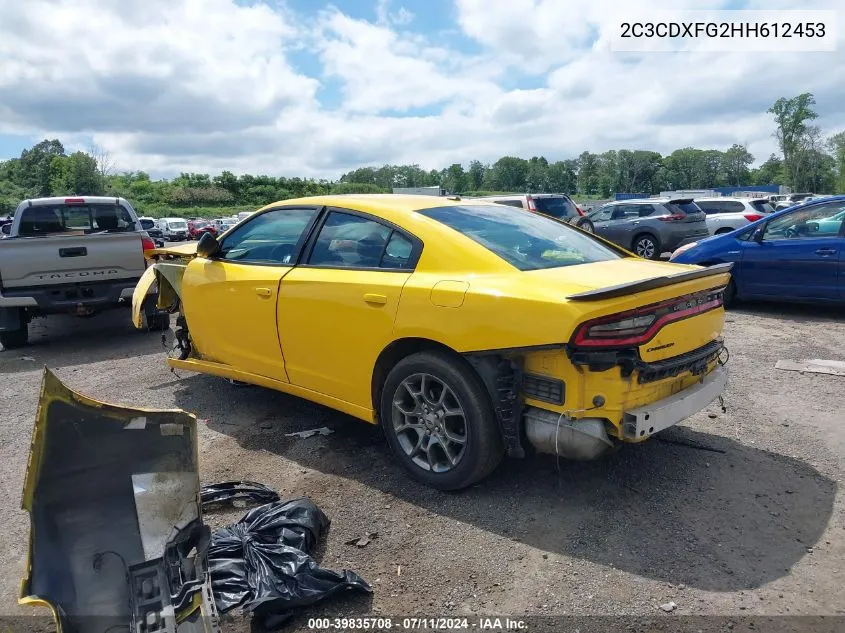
top-left (1, 303), bottom-right (844, 631)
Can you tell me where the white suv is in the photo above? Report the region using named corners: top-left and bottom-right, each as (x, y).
top-left (693, 197), bottom-right (775, 235)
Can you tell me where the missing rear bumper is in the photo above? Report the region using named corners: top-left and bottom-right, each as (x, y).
top-left (622, 364), bottom-right (729, 440)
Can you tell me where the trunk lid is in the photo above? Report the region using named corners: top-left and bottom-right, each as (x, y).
top-left (20, 369), bottom-right (219, 633)
top-left (527, 259), bottom-right (731, 362)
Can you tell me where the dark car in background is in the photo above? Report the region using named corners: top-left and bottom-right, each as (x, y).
top-left (138, 217), bottom-right (165, 247)
top-left (587, 198), bottom-right (709, 259)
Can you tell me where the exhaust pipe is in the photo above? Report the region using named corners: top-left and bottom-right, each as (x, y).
top-left (524, 406), bottom-right (613, 460)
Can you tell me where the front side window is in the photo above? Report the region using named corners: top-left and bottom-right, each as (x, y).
top-left (418, 204), bottom-right (622, 271)
top-left (763, 203), bottom-right (845, 241)
top-left (219, 207), bottom-right (318, 264)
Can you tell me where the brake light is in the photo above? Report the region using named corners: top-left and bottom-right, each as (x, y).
top-left (526, 196), bottom-right (537, 212)
top-left (743, 213), bottom-right (764, 222)
top-left (657, 214), bottom-right (686, 222)
top-left (141, 233), bottom-right (155, 253)
top-left (571, 289), bottom-right (724, 348)
top-left (64, 198), bottom-right (85, 205)
top-left (575, 204), bottom-right (585, 216)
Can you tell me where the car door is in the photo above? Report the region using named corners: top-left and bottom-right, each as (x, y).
top-left (180, 206), bottom-right (321, 381)
top-left (589, 205), bottom-right (616, 240)
top-left (602, 204), bottom-right (641, 247)
top-left (277, 208), bottom-right (420, 408)
top-left (740, 201), bottom-right (845, 300)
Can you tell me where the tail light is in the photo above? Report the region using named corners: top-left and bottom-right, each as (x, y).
top-left (571, 288), bottom-right (724, 348)
top-left (575, 204), bottom-right (585, 216)
top-left (657, 214), bottom-right (686, 222)
top-left (743, 213), bottom-right (764, 222)
top-left (141, 232), bottom-right (156, 254)
top-left (526, 196), bottom-right (537, 212)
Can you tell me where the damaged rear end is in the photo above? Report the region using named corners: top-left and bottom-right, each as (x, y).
top-left (519, 262), bottom-right (732, 460)
top-left (20, 369), bottom-right (219, 633)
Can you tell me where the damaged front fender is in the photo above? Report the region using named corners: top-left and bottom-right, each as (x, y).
top-left (20, 369), bottom-right (220, 633)
top-left (132, 261), bottom-right (189, 329)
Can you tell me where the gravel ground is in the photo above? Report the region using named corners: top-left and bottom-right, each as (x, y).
top-left (1, 302), bottom-right (844, 631)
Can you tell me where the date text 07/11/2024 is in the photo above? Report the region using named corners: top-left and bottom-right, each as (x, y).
top-left (307, 617), bottom-right (529, 631)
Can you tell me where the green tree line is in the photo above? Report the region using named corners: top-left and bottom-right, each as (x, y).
top-left (2, 93), bottom-right (844, 217)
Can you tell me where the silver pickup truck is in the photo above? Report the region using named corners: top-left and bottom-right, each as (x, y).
top-left (0, 196), bottom-right (169, 349)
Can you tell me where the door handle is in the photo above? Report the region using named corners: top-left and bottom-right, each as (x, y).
top-left (815, 248), bottom-right (837, 256)
top-left (254, 287), bottom-right (272, 297)
top-left (364, 293), bottom-right (387, 305)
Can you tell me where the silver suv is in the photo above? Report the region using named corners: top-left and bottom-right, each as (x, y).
top-left (694, 197), bottom-right (774, 235)
top-left (469, 193), bottom-right (595, 231)
top-left (587, 198), bottom-right (709, 259)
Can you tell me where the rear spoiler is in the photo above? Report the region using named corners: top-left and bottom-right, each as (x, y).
top-left (566, 263), bottom-right (733, 301)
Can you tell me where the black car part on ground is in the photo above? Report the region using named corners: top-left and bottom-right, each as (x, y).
top-left (201, 480), bottom-right (281, 508)
top-left (208, 497), bottom-right (372, 629)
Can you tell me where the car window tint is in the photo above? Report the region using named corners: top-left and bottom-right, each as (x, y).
top-left (696, 201), bottom-right (723, 214)
top-left (219, 207), bottom-right (317, 264)
top-left (590, 205), bottom-right (614, 221)
top-left (664, 201), bottom-right (702, 216)
top-left (635, 204), bottom-right (656, 217)
top-left (308, 212), bottom-right (392, 268)
top-left (381, 231), bottom-right (414, 269)
top-left (418, 204), bottom-right (621, 271)
top-left (533, 196), bottom-right (578, 219)
top-left (751, 200), bottom-right (775, 213)
top-left (18, 203), bottom-right (134, 236)
top-left (763, 203), bottom-right (845, 241)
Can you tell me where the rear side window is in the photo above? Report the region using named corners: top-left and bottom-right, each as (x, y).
top-left (664, 201), bottom-right (703, 216)
top-left (307, 211), bottom-right (417, 270)
top-left (418, 204), bottom-right (621, 271)
top-left (18, 203), bottom-right (135, 236)
top-left (533, 196), bottom-right (578, 219)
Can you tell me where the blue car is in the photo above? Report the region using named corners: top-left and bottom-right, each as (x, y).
top-left (670, 195), bottom-right (845, 305)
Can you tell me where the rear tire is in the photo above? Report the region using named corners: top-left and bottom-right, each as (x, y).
top-left (0, 324), bottom-right (28, 350)
top-left (633, 233), bottom-right (661, 260)
top-left (380, 351), bottom-right (503, 491)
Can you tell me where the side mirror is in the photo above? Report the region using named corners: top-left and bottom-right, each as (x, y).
top-left (752, 225), bottom-right (766, 243)
top-left (196, 232), bottom-right (220, 258)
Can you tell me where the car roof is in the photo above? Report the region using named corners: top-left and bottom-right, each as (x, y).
top-left (257, 194), bottom-right (499, 215)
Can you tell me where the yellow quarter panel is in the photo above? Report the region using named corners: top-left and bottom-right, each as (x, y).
top-left (182, 259), bottom-right (289, 382)
top-left (277, 267), bottom-right (411, 408)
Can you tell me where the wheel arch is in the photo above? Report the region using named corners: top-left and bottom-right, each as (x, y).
top-left (371, 337), bottom-right (526, 457)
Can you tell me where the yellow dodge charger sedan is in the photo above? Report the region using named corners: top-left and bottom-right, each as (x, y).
top-left (133, 194), bottom-right (731, 490)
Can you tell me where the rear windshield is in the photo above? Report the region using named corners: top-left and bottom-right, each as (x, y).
top-left (750, 200), bottom-right (775, 213)
top-left (193, 220), bottom-right (208, 228)
top-left (664, 201), bottom-right (703, 216)
top-left (418, 204), bottom-right (621, 271)
top-left (168, 221), bottom-right (188, 230)
top-left (139, 219), bottom-right (156, 230)
top-left (18, 203), bottom-right (135, 237)
top-left (533, 196), bottom-right (579, 219)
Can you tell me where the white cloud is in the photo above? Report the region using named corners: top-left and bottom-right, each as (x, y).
top-left (0, 0), bottom-right (843, 178)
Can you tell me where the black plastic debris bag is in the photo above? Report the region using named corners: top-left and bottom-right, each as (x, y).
top-left (208, 497), bottom-right (372, 628)
top-left (201, 480), bottom-right (281, 508)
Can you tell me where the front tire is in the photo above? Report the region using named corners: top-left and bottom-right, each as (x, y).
top-left (633, 233), bottom-right (661, 260)
top-left (380, 351), bottom-right (503, 490)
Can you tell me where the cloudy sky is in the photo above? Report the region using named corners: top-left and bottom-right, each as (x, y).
top-left (0, 0), bottom-right (842, 179)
